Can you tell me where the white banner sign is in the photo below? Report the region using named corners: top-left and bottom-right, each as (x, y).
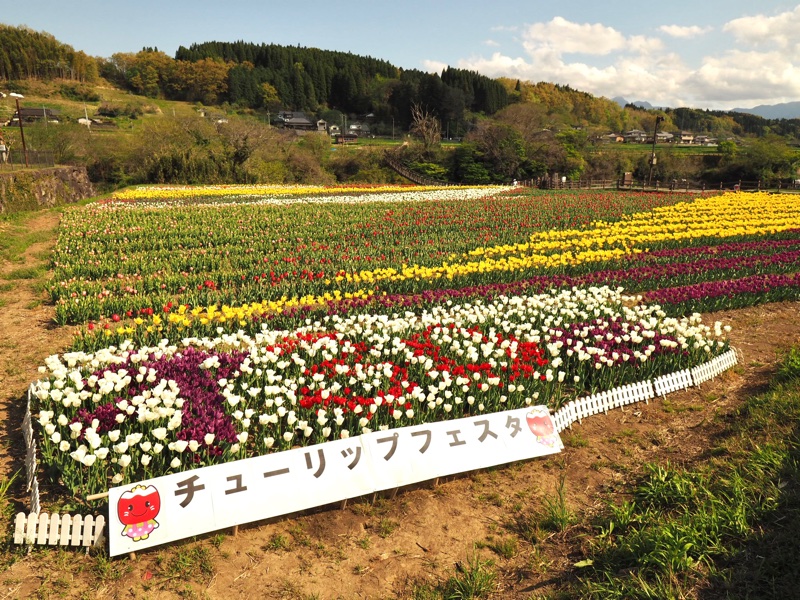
top-left (108, 406), bottom-right (562, 556)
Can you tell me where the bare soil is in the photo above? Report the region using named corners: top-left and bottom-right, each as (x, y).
top-left (1, 211), bottom-right (799, 599)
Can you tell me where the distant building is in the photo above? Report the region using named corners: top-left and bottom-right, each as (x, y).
top-left (10, 107), bottom-right (60, 125)
top-left (679, 131), bottom-right (694, 144)
top-left (275, 111), bottom-right (316, 130)
top-left (600, 133), bottom-right (624, 143)
top-left (348, 122), bottom-right (372, 137)
top-left (693, 135), bottom-right (717, 146)
top-left (623, 129), bottom-right (648, 143)
top-left (333, 133), bottom-right (358, 144)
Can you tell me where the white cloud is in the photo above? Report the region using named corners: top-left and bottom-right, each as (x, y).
top-left (723, 5), bottom-right (800, 49)
top-left (627, 35), bottom-right (665, 54)
top-left (658, 24), bottom-right (712, 38)
top-left (421, 59), bottom-right (448, 74)
top-left (483, 39), bottom-right (500, 47)
top-left (443, 11), bottom-right (800, 110)
top-left (684, 49), bottom-right (800, 105)
top-left (522, 17), bottom-right (626, 55)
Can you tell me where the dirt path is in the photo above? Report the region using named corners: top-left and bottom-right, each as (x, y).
top-left (0, 211), bottom-right (74, 481)
top-left (1, 212), bottom-right (799, 598)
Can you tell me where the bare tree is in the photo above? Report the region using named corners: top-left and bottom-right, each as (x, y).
top-left (409, 103), bottom-right (441, 151)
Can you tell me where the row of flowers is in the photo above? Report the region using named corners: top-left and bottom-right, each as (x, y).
top-left (69, 229), bottom-right (800, 352)
top-left (50, 188), bottom-right (698, 324)
top-left (332, 192), bottom-right (800, 287)
top-left (106, 183), bottom-right (502, 203)
top-left (34, 286), bottom-right (729, 498)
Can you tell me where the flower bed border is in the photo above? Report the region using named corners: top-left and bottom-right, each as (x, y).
top-left (14, 348), bottom-right (739, 550)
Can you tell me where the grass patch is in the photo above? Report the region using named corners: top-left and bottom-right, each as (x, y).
top-left (264, 533), bottom-right (291, 552)
top-left (2, 266), bottom-right (45, 280)
top-left (376, 517), bottom-right (399, 539)
top-left (572, 345), bottom-right (800, 599)
top-left (562, 430), bottom-right (590, 448)
top-left (442, 553), bottom-right (497, 599)
top-left (483, 536), bottom-right (518, 560)
top-left (540, 475), bottom-right (576, 533)
top-left (0, 219), bottom-right (56, 264)
top-left (158, 545), bottom-right (215, 582)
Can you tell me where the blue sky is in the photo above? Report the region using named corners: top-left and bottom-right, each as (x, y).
top-left (4, 1), bottom-right (800, 110)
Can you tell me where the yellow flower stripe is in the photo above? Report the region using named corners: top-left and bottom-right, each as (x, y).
top-left (110, 184), bottom-right (496, 201)
top-left (336, 192), bottom-right (800, 285)
top-left (170, 290), bottom-right (375, 328)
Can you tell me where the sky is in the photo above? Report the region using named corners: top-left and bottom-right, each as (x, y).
top-left (4, 0), bottom-right (800, 110)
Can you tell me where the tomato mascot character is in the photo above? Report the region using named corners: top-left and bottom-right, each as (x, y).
top-left (526, 406), bottom-right (558, 447)
top-left (117, 485), bottom-right (161, 541)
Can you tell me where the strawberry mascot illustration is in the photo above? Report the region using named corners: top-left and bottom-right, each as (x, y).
top-left (117, 484), bottom-right (161, 541)
top-left (526, 406), bottom-right (559, 447)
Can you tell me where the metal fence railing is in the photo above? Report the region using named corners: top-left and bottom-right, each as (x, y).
top-left (525, 176), bottom-right (800, 193)
top-left (0, 149), bottom-right (56, 171)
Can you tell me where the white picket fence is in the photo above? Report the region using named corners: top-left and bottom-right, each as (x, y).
top-left (552, 349), bottom-right (737, 433)
top-left (14, 348), bottom-right (739, 548)
top-left (13, 512), bottom-right (105, 550)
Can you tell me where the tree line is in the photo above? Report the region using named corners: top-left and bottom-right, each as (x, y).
top-left (0, 24), bottom-right (98, 82)
top-left (93, 42), bottom-right (509, 130)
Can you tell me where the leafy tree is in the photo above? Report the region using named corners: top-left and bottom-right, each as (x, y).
top-left (740, 135), bottom-right (799, 180)
top-left (451, 143), bottom-right (492, 184)
top-left (466, 121), bottom-right (529, 182)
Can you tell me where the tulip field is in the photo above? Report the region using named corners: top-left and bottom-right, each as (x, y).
top-left (32, 184), bottom-right (800, 498)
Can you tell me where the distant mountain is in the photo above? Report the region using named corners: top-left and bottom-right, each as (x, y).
top-left (611, 96), bottom-right (654, 109)
top-left (733, 101), bottom-right (800, 120)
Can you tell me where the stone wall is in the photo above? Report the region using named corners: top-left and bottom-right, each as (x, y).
top-left (0, 167), bottom-right (95, 213)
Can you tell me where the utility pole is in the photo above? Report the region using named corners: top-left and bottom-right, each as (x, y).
top-left (15, 97), bottom-right (28, 168)
top-left (647, 115), bottom-right (664, 187)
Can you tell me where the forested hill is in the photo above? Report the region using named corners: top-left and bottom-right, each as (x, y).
top-left (0, 24), bottom-right (98, 81)
top-left (174, 41), bottom-right (508, 122)
top-left (3, 22), bottom-right (799, 141)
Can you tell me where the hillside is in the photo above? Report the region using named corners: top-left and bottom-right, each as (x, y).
top-left (1, 22), bottom-right (799, 191)
top-left (734, 100), bottom-right (800, 120)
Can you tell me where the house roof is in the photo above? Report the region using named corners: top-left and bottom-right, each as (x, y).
top-left (16, 107), bottom-right (60, 118)
top-left (277, 111), bottom-right (312, 124)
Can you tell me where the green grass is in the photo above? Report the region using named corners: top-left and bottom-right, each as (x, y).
top-left (0, 216), bottom-right (56, 264)
top-left (264, 533), bottom-right (291, 552)
top-left (442, 553), bottom-right (497, 599)
top-left (540, 474), bottom-right (576, 533)
top-left (590, 143), bottom-right (720, 156)
top-left (572, 345), bottom-right (800, 599)
top-left (483, 536), bottom-right (518, 560)
top-left (408, 552), bottom-right (498, 599)
top-left (2, 266), bottom-right (46, 280)
top-left (157, 545), bottom-right (215, 583)
top-left (376, 517), bottom-right (400, 539)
